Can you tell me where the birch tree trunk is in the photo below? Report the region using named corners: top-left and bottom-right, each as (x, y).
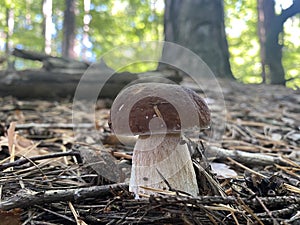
top-left (42, 0), bottom-right (53, 54)
top-left (82, 0), bottom-right (91, 60)
top-left (5, 8), bottom-right (14, 55)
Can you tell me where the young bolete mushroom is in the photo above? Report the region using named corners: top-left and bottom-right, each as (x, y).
top-left (109, 83), bottom-right (210, 197)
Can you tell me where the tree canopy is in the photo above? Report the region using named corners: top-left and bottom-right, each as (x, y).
top-left (0, 0), bottom-right (299, 88)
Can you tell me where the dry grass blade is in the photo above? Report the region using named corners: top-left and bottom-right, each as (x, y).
top-left (284, 183), bottom-right (300, 194)
top-left (139, 185), bottom-right (179, 196)
top-left (226, 157), bottom-right (267, 178)
top-left (69, 201), bottom-right (88, 225)
top-left (7, 122), bottom-right (16, 166)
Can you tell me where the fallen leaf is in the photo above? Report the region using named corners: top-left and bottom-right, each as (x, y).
top-left (0, 208), bottom-right (22, 225)
top-left (7, 122), bottom-right (16, 157)
top-left (211, 162), bottom-right (238, 179)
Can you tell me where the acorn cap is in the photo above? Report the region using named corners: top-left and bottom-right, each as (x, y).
top-left (109, 83), bottom-right (210, 135)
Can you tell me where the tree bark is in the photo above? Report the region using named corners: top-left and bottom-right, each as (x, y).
top-left (163, 0), bottom-right (233, 78)
top-left (0, 69), bottom-right (183, 100)
top-left (262, 0), bottom-right (300, 85)
top-left (62, 0), bottom-right (76, 58)
top-left (263, 0), bottom-right (285, 85)
top-left (0, 70), bottom-right (136, 100)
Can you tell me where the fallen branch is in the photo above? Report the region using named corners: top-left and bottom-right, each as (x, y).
top-left (0, 183), bottom-right (128, 211)
top-left (2, 183), bottom-right (300, 215)
top-left (15, 123), bottom-right (94, 130)
top-left (207, 146), bottom-right (292, 166)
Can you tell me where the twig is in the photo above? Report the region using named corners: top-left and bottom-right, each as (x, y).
top-left (15, 123), bottom-right (94, 130)
top-left (284, 183), bottom-right (300, 194)
top-left (246, 187), bottom-right (279, 225)
top-left (255, 195), bottom-right (279, 225)
top-left (126, 195), bottom-right (300, 209)
top-left (156, 168), bottom-right (173, 191)
top-left (207, 146), bottom-right (290, 166)
top-left (69, 201), bottom-right (88, 225)
top-left (0, 150), bottom-right (81, 171)
top-left (22, 155), bottom-right (48, 178)
top-left (236, 197), bottom-right (264, 225)
top-left (256, 204), bottom-right (299, 219)
top-left (226, 157), bottom-right (267, 178)
top-left (35, 205), bottom-right (75, 223)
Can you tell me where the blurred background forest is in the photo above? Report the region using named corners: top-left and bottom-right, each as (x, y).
top-left (0, 0), bottom-right (300, 89)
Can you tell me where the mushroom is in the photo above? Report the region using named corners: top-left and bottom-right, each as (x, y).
top-left (109, 83), bottom-right (210, 197)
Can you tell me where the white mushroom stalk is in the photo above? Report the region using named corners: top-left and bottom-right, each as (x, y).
top-left (130, 133), bottom-right (199, 197)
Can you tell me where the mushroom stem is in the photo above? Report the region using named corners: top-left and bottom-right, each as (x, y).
top-left (129, 133), bottom-right (199, 198)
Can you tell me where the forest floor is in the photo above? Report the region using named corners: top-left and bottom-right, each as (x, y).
top-left (0, 78), bottom-right (299, 225)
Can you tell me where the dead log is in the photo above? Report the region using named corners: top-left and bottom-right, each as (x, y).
top-left (0, 69), bottom-right (133, 99)
top-left (4, 48), bottom-right (182, 99)
top-left (12, 48), bottom-right (51, 61)
top-left (0, 69), bottom-right (182, 100)
top-left (12, 48), bottom-right (89, 72)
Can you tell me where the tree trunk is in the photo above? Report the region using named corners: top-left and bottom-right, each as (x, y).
top-left (263, 0), bottom-right (285, 85)
top-left (163, 0), bottom-right (233, 78)
top-left (42, 0), bottom-right (53, 54)
top-left (262, 0), bottom-right (300, 85)
top-left (62, 0), bottom-right (76, 58)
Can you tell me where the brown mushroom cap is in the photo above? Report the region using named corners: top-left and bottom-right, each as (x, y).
top-left (109, 83), bottom-right (210, 135)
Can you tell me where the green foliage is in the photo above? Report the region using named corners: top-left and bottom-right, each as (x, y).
top-left (89, 0), bottom-right (164, 72)
top-left (283, 18), bottom-right (300, 89)
top-left (49, 0), bottom-right (65, 57)
top-left (11, 0), bottom-right (44, 51)
top-left (225, 0), bottom-right (300, 88)
top-left (0, 0), bottom-right (164, 72)
top-left (102, 41), bottom-right (163, 73)
top-left (224, 0), bottom-right (262, 84)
